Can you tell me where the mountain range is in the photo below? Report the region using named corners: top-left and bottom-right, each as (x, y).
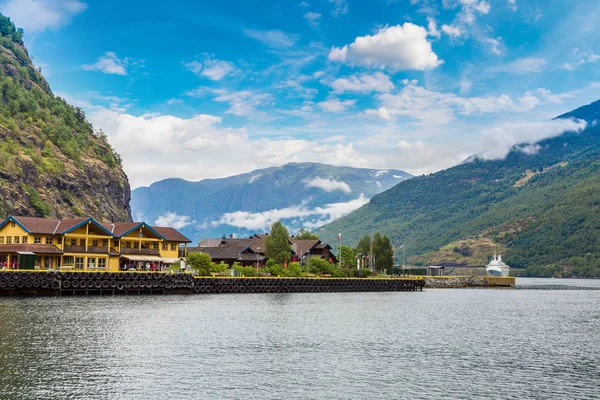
top-left (319, 99), bottom-right (600, 277)
top-left (131, 163), bottom-right (412, 242)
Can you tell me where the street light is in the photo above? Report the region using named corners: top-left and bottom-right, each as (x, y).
top-left (256, 246), bottom-right (260, 277)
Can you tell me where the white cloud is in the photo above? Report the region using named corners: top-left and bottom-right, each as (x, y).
top-left (328, 23), bottom-right (443, 71)
top-left (303, 12), bottom-right (321, 27)
top-left (155, 212), bottom-right (195, 230)
top-left (484, 37), bottom-right (505, 55)
top-left (213, 194), bottom-right (369, 231)
top-left (330, 72), bottom-right (394, 93)
top-left (508, 0), bottom-right (517, 11)
top-left (367, 80), bottom-right (545, 125)
top-left (0, 0), bottom-right (86, 33)
top-left (329, 0), bottom-right (348, 16)
top-left (480, 118), bottom-right (588, 159)
top-left (318, 98), bottom-right (356, 113)
top-left (560, 49), bottom-right (600, 71)
top-left (304, 177), bottom-right (352, 193)
top-left (441, 24), bottom-right (463, 37)
top-left (82, 52), bottom-right (128, 75)
top-left (189, 88), bottom-right (273, 117)
top-left (244, 29), bottom-right (300, 48)
top-left (504, 57), bottom-right (546, 73)
top-left (427, 17), bottom-right (441, 39)
top-left (184, 57), bottom-right (236, 81)
top-left (300, 1), bottom-right (310, 6)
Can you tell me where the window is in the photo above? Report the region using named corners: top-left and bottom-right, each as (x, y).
top-left (92, 240), bottom-right (98, 247)
top-left (98, 258), bottom-right (107, 269)
top-left (10, 221), bottom-right (15, 228)
top-left (22, 236), bottom-right (28, 244)
top-left (126, 241), bottom-right (131, 248)
top-left (63, 256), bottom-right (74, 266)
top-left (75, 257), bottom-right (84, 270)
top-left (57, 237), bottom-right (62, 245)
top-left (70, 238), bottom-right (77, 246)
top-left (170, 244), bottom-right (177, 251)
top-left (46, 237), bottom-right (52, 245)
top-left (153, 243), bottom-right (159, 250)
top-left (79, 239), bottom-right (85, 247)
top-left (102, 239), bottom-right (109, 247)
top-left (87, 257), bottom-right (96, 270)
top-left (6, 237), bottom-right (12, 244)
top-left (34, 237), bottom-right (41, 244)
top-left (113, 240), bottom-right (119, 247)
top-left (162, 243), bottom-right (168, 251)
top-left (14, 236), bottom-right (20, 244)
top-left (0, 237), bottom-right (4, 244)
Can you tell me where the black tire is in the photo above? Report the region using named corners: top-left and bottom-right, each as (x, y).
top-left (124, 281), bottom-right (131, 289)
top-left (62, 280), bottom-right (71, 289)
top-left (7, 280), bottom-right (16, 288)
top-left (138, 281), bottom-right (146, 289)
top-left (71, 280), bottom-right (80, 289)
top-left (50, 280), bottom-right (60, 290)
top-left (117, 282), bottom-right (125, 291)
top-left (109, 273), bottom-right (117, 280)
top-left (152, 281), bottom-right (159, 288)
top-left (94, 281), bottom-right (102, 289)
top-left (193, 285), bottom-right (201, 293)
top-left (16, 280), bottom-right (25, 289)
top-left (110, 281), bottom-right (117, 289)
top-left (158, 281), bottom-right (165, 288)
top-left (86, 281), bottom-right (95, 289)
top-left (165, 283), bottom-right (172, 290)
top-left (131, 281), bottom-right (139, 289)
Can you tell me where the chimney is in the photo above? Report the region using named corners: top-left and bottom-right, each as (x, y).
top-left (229, 234), bottom-right (233, 239)
top-left (221, 234), bottom-right (227, 245)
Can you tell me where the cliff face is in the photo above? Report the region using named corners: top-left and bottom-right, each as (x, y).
top-left (0, 15), bottom-right (131, 222)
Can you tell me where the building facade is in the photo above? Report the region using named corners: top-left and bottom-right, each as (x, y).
top-left (0, 216), bottom-right (191, 271)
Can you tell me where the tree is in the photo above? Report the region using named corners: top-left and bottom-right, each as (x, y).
top-left (355, 234), bottom-right (371, 257)
top-left (187, 252), bottom-right (213, 276)
top-left (378, 235), bottom-right (394, 272)
top-left (340, 245), bottom-right (355, 268)
top-left (295, 228), bottom-right (319, 240)
top-left (265, 221), bottom-right (292, 264)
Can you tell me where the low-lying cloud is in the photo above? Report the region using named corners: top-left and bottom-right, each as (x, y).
top-left (213, 194), bottom-right (369, 231)
top-left (154, 212), bottom-right (195, 230)
top-left (304, 177), bottom-right (352, 193)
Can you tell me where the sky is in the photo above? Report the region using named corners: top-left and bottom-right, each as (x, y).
top-left (3, 0), bottom-right (600, 189)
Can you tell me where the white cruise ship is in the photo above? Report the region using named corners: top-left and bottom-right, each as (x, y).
top-left (486, 254), bottom-right (510, 277)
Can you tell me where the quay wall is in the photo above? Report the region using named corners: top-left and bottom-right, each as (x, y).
top-left (424, 276), bottom-right (515, 288)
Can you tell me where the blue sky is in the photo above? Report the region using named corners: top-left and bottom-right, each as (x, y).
top-left (3, 0), bottom-right (600, 188)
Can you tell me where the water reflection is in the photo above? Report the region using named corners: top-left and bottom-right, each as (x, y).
top-left (0, 286), bottom-right (599, 399)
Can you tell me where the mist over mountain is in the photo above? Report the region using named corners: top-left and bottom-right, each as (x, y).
top-left (319, 99), bottom-right (600, 277)
top-left (131, 163), bottom-right (411, 242)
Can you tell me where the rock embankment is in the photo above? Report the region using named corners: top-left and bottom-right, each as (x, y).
top-left (424, 277), bottom-right (489, 288)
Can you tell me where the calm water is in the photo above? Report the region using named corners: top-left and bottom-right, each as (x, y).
top-left (1, 278), bottom-right (599, 399)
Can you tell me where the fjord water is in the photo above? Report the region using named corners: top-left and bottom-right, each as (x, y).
top-left (1, 279), bottom-right (599, 399)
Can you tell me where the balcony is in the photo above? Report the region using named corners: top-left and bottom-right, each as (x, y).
top-left (120, 247), bottom-right (160, 255)
top-left (63, 245), bottom-right (109, 254)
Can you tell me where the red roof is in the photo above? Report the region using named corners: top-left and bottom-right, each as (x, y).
top-left (152, 226), bottom-right (192, 243)
top-left (0, 244), bottom-right (63, 254)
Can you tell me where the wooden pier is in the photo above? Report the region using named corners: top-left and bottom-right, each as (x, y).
top-left (0, 271), bottom-right (425, 296)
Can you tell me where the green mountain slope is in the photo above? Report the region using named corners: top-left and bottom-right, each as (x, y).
top-left (0, 15), bottom-right (131, 222)
top-left (319, 99), bottom-right (600, 277)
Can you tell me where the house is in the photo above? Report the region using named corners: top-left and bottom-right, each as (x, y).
top-left (186, 234), bottom-right (337, 266)
top-left (0, 215), bottom-right (191, 271)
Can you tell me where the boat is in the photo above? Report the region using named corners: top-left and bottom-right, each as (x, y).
top-left (486, 254), bottom-right (510, 277)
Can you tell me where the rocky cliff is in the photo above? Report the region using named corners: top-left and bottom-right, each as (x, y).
top-left (0, 14), bottom-right (131, 222)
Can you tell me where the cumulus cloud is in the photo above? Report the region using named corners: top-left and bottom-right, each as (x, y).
top-left (427, 17), bottom-right (441, 39)
top-left (304, 177), bottom-right (352, 193)
top-left (155, 212), bottom-right (195, 229)
top-left (441, 24), bottom-right (463, 38)
top-left (0, 0), bottom-right (86, 33)
top-left (303, 12), bottom-right (321, 26)
top-left (244, 28), bottom-right (300, 48)
top-left (82, 52), bottom-right (129, 75)
top-left (213, 194), bottom-right (369, 231)
top-left (365, 80), bottom-right (544, 125)
top-left (318, 98), bottom-right (356, 113)
top-left (330, 72), bottom-right (394, 93)
top-left (480, 118), bottom-right (588, 159)
top-left (560, 49), bottom-right (600, 71)
top-left (329, 0), bottom-right (348, 16)
top-left (184, 56), bottom-right (236, 81)
top-left (328, 23), bottom-right (442, 71)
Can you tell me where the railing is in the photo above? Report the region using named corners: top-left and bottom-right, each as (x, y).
top-left (119, 248), bottom-right (160, 255)
top-left (63, 245), bottom-right (109, 254)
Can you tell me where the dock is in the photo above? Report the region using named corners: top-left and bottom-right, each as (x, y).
top-left (0, 271), bottom-right (425, 296)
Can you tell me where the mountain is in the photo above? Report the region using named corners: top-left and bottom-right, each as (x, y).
top-left (0, 15), bottom-right (131, 222)
top-left (131, 163), bottom-right (412, 241)
top-left (318, 99), bottom-right (600, 277)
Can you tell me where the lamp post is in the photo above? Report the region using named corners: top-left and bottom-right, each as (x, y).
top-left (256, 246), bottom-right (260, 277)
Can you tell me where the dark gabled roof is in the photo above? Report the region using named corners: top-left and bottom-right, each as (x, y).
top-left (198, 238), bottom-right (223, 247)
top-left (189, 239), bottom-right (263, 261)
top-left (291, 239), bottom-right (321, 257)
top-left (314, 242), bottom-right (331, 250)
top-left (0, 244), bottom-right (63, 254)
top-left (152, 226), bottom-right (191, 243)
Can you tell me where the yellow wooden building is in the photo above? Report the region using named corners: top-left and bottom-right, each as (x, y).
top-left (0, 216), bottom-right (191, 271)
